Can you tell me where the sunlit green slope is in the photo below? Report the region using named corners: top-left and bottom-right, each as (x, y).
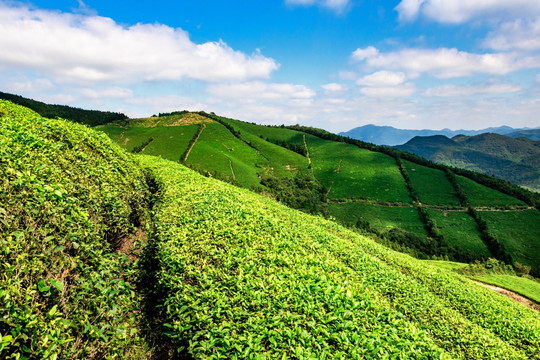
top-left (1, 101), bottom-right (539, 359)
top-left (0, 100), bottom-right (151, 359)
top-left (97, 111), bottom-right (540, 275)
top-left (141, 154), bottom-right (540, 359)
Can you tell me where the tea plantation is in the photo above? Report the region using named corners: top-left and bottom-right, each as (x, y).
top-left (1, 100), bottom-right (539, 359)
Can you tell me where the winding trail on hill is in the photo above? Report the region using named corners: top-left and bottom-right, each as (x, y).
top-left (303, 134), bottom-right (312, 169)
top-left (183, 123), bottom-right (206, 162)
top-left (472, 280), bottom-right (540, 312)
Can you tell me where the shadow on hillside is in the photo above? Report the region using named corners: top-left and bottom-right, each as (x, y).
top-left (137, 171), bottom-right (194, 360)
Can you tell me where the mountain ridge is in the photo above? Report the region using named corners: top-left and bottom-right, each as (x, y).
top-left (340, 124), bottom-right (539, 146)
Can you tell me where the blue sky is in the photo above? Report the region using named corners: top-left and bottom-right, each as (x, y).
top-left (1, 0), bottom-right (540, 131)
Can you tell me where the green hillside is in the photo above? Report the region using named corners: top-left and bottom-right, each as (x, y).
top-left (397, 133), bottom-right (540, 191)
top-left (96, 111), bottom-right (540, 275)
top-left (2, 100), bottom-right (539, 359)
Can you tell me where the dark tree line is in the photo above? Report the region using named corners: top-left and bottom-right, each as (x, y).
top-left (0, 91), bottom-right (127, 126)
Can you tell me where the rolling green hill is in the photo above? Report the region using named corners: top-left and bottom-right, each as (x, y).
top-left (97, 111), bottom-right (540, 276)
top-left (396, 133), bottom-right (540, 191)
top-left (2, 100), bottom-right (538, 359)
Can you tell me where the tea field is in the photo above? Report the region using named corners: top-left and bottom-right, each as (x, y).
top-left (1, 100), bottom-right (539, 359)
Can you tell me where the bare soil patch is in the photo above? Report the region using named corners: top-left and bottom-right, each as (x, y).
top-left (472, 280), bottom-right (540, 311)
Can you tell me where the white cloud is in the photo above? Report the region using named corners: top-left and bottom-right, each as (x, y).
top-left (537, 74), bottom-right (540, 83)
top-left (3, 78), bottom-right (54, 93)
top-left (122, 94), bottom-right (207, 118)
top-left (0, 3), bottom-right (278, 84)
top-left (395, 0), bottom-right (540, 24)
top-left (80, 87), bottom-right (134, 99)
top-left (321, 83), bottom-right (347, 92)
top-left (484, 19), bottom-right (540, 51)
top-left (424, 83), bottom-right (522, 97)
top-left (285, 0), bottom-right (350, 13)
top-left (351, 46), bottom-right (379, 61)
top-left (207, 81), bottom-right (316, 102)
top-left (351, 46), bottom-right (539, 78)
top-left (356, 71), bottom-right (407, 87)
top-left (360, 83), bottom-right (416, 97)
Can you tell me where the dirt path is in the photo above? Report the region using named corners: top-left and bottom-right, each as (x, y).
top-left (472, 280), bottom-right (539, 312)
top-left (303, 134), bottom-right (312, 169)
top-left (183, 123), bottom-right (206, 162)
top-left (229, 159), bottom-right (236, 181)
top-left (335, 159), bottom-right (342, 174)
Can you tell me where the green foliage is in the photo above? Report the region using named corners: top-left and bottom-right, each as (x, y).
top-left (426, 209), bottom-right (490, 258)
top-left (328, 202), bottom-right (426, 235)
top-left (260, 172), bottom-right (328, 215)
top-left (97, 123), bottom-right (200, 161)
top-left (140, 155), bottom-right (539, 359)
top-left (456, 175), bottom-right (528, 208)
top-left (307, 140), bottom-right (410, 203)
top-left (402, 160), bottom-right (461, 207)
top-left (2, 99), bottom-right (539, 359)
top-left (468, 208), bottom-right (512, 264)
top-left (473, 275), bottom-right (540, 304)
top-left (0, 91), bottom-right (127, 126)
top-left (98, 109), bottom-right (539, 276)
top-left (480, 210), bottom-right (540, 277)
top-left (0, 100), bottom-right (151, 359)
top-left (131, 137), bottom-right (154, 154)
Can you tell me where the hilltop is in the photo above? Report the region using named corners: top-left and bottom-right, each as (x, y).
top-left (1, 100), bottom-right (539, 359)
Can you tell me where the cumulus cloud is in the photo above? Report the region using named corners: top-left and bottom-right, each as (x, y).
top-left (395, 0), bottom-right (540, 23)
top-left (360, 83), bottom-right (416, 97)
top-left (424, 83), bottom-right (522, 97)
top-left (351, 46), bottom-right (539, 78)
top-left (0, 3), bottom-right (278, 84)
top-left (321, 83), bottom-right (347, 92)
top-left (207, 81), bottom-right (316, 102)
top-left (351, 46), bottom-right (379, 62)
top-left (356, 71), bottom-right (407, 87)
top-left (80, 87), bottom-right (134, 99)
top-left (3, 78), bottom-right (54, 93)
top-left (484, 19), bottom-right (540, 51)
top-left (285, 0), bottom-right (350, 13)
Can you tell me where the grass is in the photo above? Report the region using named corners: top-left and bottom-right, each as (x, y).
top-left (481, 210), bottom-right (540, 272)
top-left (219, 118), bottom-right (309, 179)
top-left (309, 141), bottom-right (411, 203)
top-left (403, 160), bottom-right (461, 207)
top-left (426, 209), bottom-right (491, 257)
top-left (227, 119), bottom-right (307, 146)
top-left (456, 175), bottom-right (528, 208)
top-left (96, 123), bottom-right (200, 161)
top-left (328, 202), bottom-right (426, 235)
top-left (422, 260), bottom-right (469, 272)
top-left (473, 274), bottom-right (540, 303)
top-left (187, 122), bottom-right (262, 187)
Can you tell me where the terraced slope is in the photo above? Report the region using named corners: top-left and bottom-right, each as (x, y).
top-left (141, 154), bottom-right (540, 359)
top-left (97, 112), bottom-right (540, 274)
top-left (1, 101), bottom-right (539, 359)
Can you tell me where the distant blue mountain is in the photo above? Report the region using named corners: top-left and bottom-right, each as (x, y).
top-left (339, 124), bottom-right (534, 146)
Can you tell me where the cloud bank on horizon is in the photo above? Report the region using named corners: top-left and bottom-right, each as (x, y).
top-left (0, 0), bottom-right (539, 131)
